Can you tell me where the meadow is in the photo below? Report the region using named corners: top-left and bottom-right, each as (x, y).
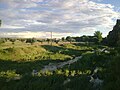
top-left (0, 40), bottom-right (94, 90)
top-left (0, 40), bottom-right (119, 90)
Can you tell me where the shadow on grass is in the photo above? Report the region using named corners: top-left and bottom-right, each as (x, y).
top-left (0, 59), bottom-right (62, 74)
top-left (0, 59), bottom-right (91, 90)
top-left (41, 45), bottom-right (88, 57)
top-left (0, 73), bottom-right (68, 90)
top-left (0, 59), bottom-right (93, 90)
top-left (0, 70), bottom-right (92, 90)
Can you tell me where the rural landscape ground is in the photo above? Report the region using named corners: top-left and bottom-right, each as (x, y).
top-left (0, 0), bottom-right (120, 90)
top-left (0, 40), bottom-right (107, 90)
top-left (0, 27), bottom-right (120, 90)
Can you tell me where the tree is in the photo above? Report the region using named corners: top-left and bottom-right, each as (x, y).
top-left (26, 38), bottom-right (37, 44)
top-left (73, 37), bottom-right (81, 42)
top-left (81, 35), bottom-right (89, 42)
top-left (94, 31), bottom-right (102, 44)
top-left (106, 19), bottom-right (120, 47)
top-left (71, 38), bottom-right (76, 42)
top-left (9, 39), bottom-right (16, 44)
top-left (0, 20), bottom-right (2, 26)
top-left (19, 38), bottom-right (26, 43)
top-left (37, 39), bottom-right (44, 44)
top-left (54, 39), bottom-right (60, 44)
top-left (46, 38), bottom-right (50, 44)
top-left (0, 38), bottom-right (6, 44)
top-left (104, 54), bottom-right (120, 90)
top-left (61, 37), bottom-right (65, 42)
top-left (66, 36), bottom-right (73, 43)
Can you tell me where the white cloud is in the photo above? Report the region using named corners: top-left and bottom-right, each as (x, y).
top-left (0, 0), bottom-right (120, 38)
top-left (0, 25), bottom-right (25, 29)
top-left (0, 31), bottom-right (72, 38)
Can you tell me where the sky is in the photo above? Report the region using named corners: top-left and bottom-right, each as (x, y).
top-left (0, 0), bottom-right (120, 38)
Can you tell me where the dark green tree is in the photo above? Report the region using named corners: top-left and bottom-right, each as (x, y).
top-left (106, 19), bottom-right (120, 47)
top-left (19, 38), bottom-right (26, 43)
top-left (0, 20), bottom-right (2, 26)
top-left (9, 39), bottom-right (16, 44)
top-left (94, 31), bottom-right (103, 44)
top-left (61, 37), bottom-right (65, 42)
top-left (37, 39), bottom-right (44, 44)
top-left (46, 38), bottom-right (50, 44)
top-left (54, 39), bottom-right (60, 44)
top-left (26, 38), bottom-right (37, 44)
top-left (66, 36), bottom-right (73, 43)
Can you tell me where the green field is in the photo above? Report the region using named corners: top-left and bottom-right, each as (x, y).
top-left (0, 40), bottom-right (119, 90)
top-left (0, 41), bottom-right (94, 90)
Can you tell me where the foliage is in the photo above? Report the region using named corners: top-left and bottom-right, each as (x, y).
top-left (0, 38), bottom-right (6, 44)
top-left (106, 19), bottom-right (120, 47)
top-left (0, 45), bottom-right (73, 61)
top-left (62, 36), bottom-right (98, 44)
top-left (26, 38), bottom-right (37, 44)
top-left (0, 20), bottom-right (1, 26)
top-left (0, 70), bottom-right (20, 79)
top-left (61, 37), bottom-right (65, 41)
top-left (103, 48), bottom-right (120, 90)
top-left (94, 31), bottom-right (103, 44)
top-left (66, 36), bottom-right (75, 43)
top-left (46, 38), bottom-right (50, 44)
top-left (0, 38), bottom-right (116, 90)
top-left (9, 39), bottom-right (16, 44)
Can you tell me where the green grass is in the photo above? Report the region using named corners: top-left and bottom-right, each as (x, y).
top-left (0, 45), bottom-right (72, 61)
top-left (0, 42), bottom-right (93, 61)
top-left (0, 42), bottom-right (109, 90)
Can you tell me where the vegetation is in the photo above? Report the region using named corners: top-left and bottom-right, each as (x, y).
top-left (103, 48), bottom-right (120, 90)
top-left (66, 36), bottom-right (75, 43)
top-left (94, 31), bottom-right (103, 44)
top-left (0, 20), bottom-right (1, 26)
top-left (0, 40), bottom-right (110, 90)
top-left (0, 20), bottom-right (120, 90)
top-left (106, 19), bottom-right (120, 47)
top-left (0, 40), bottom-right (97, 90)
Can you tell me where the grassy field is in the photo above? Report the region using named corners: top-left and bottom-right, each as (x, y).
top-left (0, 41), bottom-right (94, 61)
top-left (0, 41), bottom-right (112, 90)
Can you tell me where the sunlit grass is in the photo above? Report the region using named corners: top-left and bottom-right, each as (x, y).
top-left (0, 70), bottom-right (21, 79)
top-left (0, 42), bottom-right (109, 90)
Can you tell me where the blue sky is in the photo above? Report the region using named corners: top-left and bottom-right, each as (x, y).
top-left (101, 0), bottom-right (120, 8)
top-left (0, 0), bottom-right (120, 38)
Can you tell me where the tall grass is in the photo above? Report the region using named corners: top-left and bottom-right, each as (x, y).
top-left (0, 42), bottom-right (102, 90)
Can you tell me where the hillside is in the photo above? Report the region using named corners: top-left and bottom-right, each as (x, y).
top-left (0, 41), bottom-right (110, 90)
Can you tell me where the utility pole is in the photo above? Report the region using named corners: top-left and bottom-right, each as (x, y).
top-left (51, 31), bottom-right (52, 46)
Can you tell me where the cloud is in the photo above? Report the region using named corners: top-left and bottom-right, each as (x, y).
top-left (0, 0), bottom-right (119, 38)
top-left (0, 31), bottom-right (72, 38)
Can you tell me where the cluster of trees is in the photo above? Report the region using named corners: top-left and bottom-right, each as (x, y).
top-left (106, 19), bottom-right (120, 47)
top-left (0, 20), bottom-right (103, 45)
top-left (64, 31), bottom-right (103, 44)
top-left (0, 38), bottom-right (23, 44)
top-left (102, 19), bottom-right (120, 90)
top-left (0, 38), bottom-right (61, 45)
top-left (0, 31), bottom-right (103, 45)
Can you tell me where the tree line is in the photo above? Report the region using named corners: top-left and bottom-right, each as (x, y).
top-left (0, 31), bottom-right (103, 45)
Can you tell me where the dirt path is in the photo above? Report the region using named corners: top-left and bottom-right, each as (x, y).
top-left (41, 56), bottom-right (82, 72)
